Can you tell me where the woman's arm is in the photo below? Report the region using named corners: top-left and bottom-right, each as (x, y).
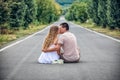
top-left (42, 43), bottom-right (61, 53)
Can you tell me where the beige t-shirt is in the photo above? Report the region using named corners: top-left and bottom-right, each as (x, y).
top-left (58, 31), bottom-right (80, 61)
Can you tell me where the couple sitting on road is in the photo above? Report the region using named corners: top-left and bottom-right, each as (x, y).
top-left (38, 22), bottom-right (80, 64)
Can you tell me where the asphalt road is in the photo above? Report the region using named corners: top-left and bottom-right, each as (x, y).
top-left (0, 17), bottom-right (120, 80)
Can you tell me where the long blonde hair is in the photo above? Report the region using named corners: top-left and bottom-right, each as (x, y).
top-left (42, 26), bottom-right (58, 50)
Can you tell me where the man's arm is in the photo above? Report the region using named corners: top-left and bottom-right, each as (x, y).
top-left (42, 44), bottom-right (61, 53)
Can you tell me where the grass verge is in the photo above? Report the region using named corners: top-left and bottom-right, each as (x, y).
top-left (75, 21), bottom-right (120, 39)
top-left (0, 25), bottom-right (47, 47)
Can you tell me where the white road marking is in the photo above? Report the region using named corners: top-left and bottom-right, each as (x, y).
top-left (82, 26), bottom-right (120, 43)
top-left (71, 22), bottom-right (120, 43)
top-left (1, 22), bottom-right (120, 53)
top-left (0, 26), bottom-right (50, 52)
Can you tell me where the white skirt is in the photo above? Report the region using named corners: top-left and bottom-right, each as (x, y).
top-left (38, 51), bottom-right (60, 64)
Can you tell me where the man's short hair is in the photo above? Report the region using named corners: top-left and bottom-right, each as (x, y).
top-left (60, 22), bottom-right (69, 30)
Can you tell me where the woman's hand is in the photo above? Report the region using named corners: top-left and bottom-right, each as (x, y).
top-left (42, 49), bottom-right (47, 52)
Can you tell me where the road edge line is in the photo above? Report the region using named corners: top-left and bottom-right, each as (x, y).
top-left (0, 26), bottom-right (50, 52)
top-left (70, 22), bottom-right (120, 43)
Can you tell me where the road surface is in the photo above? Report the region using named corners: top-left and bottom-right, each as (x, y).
top-left (0, 17), bottom-right (120, 80)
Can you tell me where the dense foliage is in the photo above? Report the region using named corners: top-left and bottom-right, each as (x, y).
top-left (65, 2), bottom-right (88, 23)
top-left (88, 0), bottom-right (120, 29)
top-left (0, 0), bottom-right (9, 31)
top-left (9, 0), bottom-right (26, 30)
top-left (106, 0), bottom-right (120, 29)
top-left (65, 0), bottom-right (120, 29)
top-left (0, 0), bottom-right (61, 34)
top-left (36, 0), bottom-right (61, 24)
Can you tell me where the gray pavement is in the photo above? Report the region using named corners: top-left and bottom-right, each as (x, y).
top-left (0, 17), bottom-right (120, 80)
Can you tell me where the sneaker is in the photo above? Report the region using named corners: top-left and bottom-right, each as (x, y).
top-left (52, 59), bottom-right (64, 64)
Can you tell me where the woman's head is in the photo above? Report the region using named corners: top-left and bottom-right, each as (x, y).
top-left (42, 25), bottom-right (59, 49)
top-left (49, 25), bottom-right (59, 35)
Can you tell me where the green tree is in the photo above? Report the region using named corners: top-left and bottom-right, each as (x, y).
top-left (9, 1), bottom-right (26, 30)
top-left (36, 0), bottom-right (61, 24)
top-left (65, 2), bottom-right (88, 23)
top-left (0, 0), bottom-right (9, 34)
top-left (23, 0), bottom-right (37, 29)
top-left (107, 0), bottom-right (120, 29)
top-left (98, 0), bottom-right (107, 28)
top-left (88, 0), bottom-right (100, 25)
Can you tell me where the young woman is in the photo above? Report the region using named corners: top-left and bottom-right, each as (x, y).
top-left (38, 25), bottom-right (60, 64)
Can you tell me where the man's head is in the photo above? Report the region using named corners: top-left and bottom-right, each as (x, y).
top-left (59, 22), bottom-right (69, 34)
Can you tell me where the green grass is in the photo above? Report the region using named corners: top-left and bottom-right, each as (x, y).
top-left (0, 25), bottom-right (47, 47)
top-left (75, 21), bottom-right (120, 39)
top-left (1, 21), bottom-right (120, 47)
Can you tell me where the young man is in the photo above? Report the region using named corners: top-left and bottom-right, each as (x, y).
top-left (42, 22), bottom-right (80, 63)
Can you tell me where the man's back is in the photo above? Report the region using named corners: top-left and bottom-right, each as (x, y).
top-left (58, 31), bottom-right (80, 61)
